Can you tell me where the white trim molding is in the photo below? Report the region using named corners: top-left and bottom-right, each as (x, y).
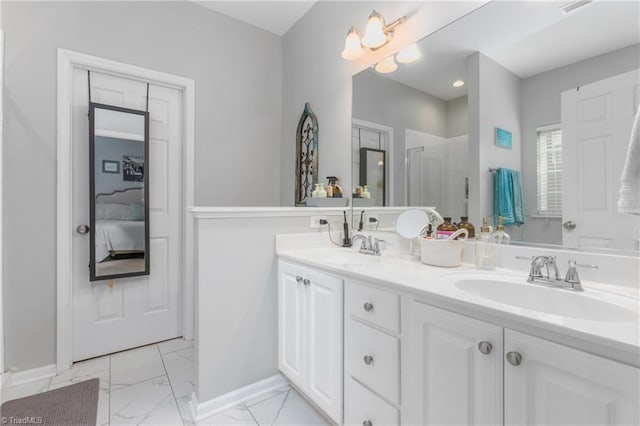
top-left (189, 374), bottom-right (289, 422)
top-left (3, 364), bottom-right (57, 387)
top-left (352, 118), bottom-right (395, 206)
top-left (0, 28), bottom-right (4, 381)
top-left (56, 49), bottom-right (195, 372)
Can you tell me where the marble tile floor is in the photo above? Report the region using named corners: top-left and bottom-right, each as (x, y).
top-left (1, 339), bottom-right (330, 426)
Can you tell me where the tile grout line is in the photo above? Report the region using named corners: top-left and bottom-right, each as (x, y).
top-left (156, 344), bottom-right (186, 426)
top-left (245, 402), bottom-right (260, 426)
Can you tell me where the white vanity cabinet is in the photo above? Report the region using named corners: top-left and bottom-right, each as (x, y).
top-left (505, 330), bottom-right (640, 426)
top-left (277, 260), bottom-right (343, 424)
top-left (405, 302), bottom-right (503, 426)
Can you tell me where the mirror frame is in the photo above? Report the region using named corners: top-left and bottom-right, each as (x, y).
top-left (89, 102), bottom-right (150, 281)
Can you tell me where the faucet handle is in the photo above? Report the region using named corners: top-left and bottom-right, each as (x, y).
top-left (564, 260), bottom-right (597, 291)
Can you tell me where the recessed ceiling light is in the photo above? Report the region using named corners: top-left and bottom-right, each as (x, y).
top-left (452, 80), bottom-right (465, 88)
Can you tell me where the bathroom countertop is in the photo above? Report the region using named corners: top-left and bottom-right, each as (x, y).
top-left (276, 245), bottom-right (640, 367)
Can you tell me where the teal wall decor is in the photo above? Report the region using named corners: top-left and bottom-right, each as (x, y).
top-left (295, 103), bottom-right (319, 205)
top-left (495, 127), bottom-right (512, 149)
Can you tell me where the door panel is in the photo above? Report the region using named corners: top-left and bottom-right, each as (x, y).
top-left (406, 302), bottom-right (503, 426)
top-left (505, 330), bottom-right (639, 425)
top-left (561, 69), bottom-right (640, 250)
top-left (72, 69), bottom-right (182, 361)
top-left (278, 264), bottom-right (306, 388)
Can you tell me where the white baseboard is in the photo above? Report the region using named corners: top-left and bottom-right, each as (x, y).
top-left (189, 373), bottom-right (289, 422)
top-left (3, 364), bottom-right (56, 387)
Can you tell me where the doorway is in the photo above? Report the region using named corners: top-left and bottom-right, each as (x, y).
top-left (57, 50), bottom-right (195, 370)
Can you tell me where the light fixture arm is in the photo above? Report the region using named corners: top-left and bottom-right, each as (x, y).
top-left (383, 16), bottom-right (407, 34)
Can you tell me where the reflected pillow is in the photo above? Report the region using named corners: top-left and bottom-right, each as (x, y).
top-left (96, 203), bottom-right (134, 220)
top-left (130, 203), bottom-right (145, 221)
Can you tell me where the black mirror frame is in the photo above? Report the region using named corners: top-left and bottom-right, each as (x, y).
top-left (89, 102), bottom-right (150, 281)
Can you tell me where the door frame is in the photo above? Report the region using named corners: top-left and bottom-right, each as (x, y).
top-left (352, 118), bottom-right (394, 206)
top-left (56, 49), bottom-right (195, 372)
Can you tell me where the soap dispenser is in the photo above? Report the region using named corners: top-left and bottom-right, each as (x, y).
top-left (317, 183), bottom-right (327, 198)
top-left (475, 217), bottom-right (496, 270)
top-left (311, 184), bottom-right (320, 198)
top-left (490, 216), bottom-right (511, 245)
top-left (362, 185), bottom-right (371, 199)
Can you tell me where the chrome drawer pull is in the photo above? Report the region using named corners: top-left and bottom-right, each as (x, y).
top-left (363, 421), bottom-right (373, 426)
top-left (363, 302), bottom-right (374, 312)
top-left (506, 351), bottom-right (523, 366)
top-left (477, 341), bottom-right (492, 355)
top-left (295, 276), bottom-right (303, 283)
top-left (363, 355), bottom-right (374, 365)
top-left (303, 278), bottom-right (311, 286)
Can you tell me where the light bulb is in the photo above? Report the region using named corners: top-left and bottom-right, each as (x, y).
top-left (374, 55), bottom-right (397, 74)
top-left (341, 27), bottom-right (364, 60)
top-left (362, 10), bottom-right (388, 48)
top-left (396, 43), bottom-right (421, 64)
top-left (452, 80), bottom-right (465, 88)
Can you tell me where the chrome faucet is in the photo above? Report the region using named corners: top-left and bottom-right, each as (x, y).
top-left (518, 256), bottom-right (598, 292)
top-left (352, 234), bottom-right (383, 256)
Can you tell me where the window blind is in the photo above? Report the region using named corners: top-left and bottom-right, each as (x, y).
top-left (536, 125), bottom-right (562, 215)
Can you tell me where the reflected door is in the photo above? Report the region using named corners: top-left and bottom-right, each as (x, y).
top-left (561, 69), bottom-right (640, 250)
top-left (72, 70), bottom-right (183, 361)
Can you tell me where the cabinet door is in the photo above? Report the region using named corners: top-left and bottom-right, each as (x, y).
top-left (406, 302), bottom-right (503, 426)
top-left (505, 330), bottom-right (640, 426)
top-left (277, 262), bottom-right (306, 389)
top-left (306, 269), bottom-right (343, 424)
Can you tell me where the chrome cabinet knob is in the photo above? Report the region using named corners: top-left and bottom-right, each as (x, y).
top-left (295, 276), bottom-right (303, 283)
top-left (563, 221), bottom-right (576, 230)
top-left (506, 351), bottom-right (523, 366)
top-left (363, 421), bottom-right (373, 426)
top-left (76, 224), bottom-right (90, 234)
top-left (478, 341), bottom-right (492, 355)
top-left (363, 355), bottom-right (374, 365)
top-left (303, 278), bottom-right (311, 286)
top-left (363, 302), bottom-right (374, 312)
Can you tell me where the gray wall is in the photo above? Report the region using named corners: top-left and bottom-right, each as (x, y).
top-left (352, 70), bottom-right (468, 205)
top-left (2, 1), bottom-right (282, 372)
top-left (94, 137), bottom-right (144, 195)
top-left (468, 52), bottom-right (522, 228)
top-left (518, 44), bottom-right (640, 244)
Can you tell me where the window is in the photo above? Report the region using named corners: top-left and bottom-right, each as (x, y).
top-left (536, 125), bottom-right (562, 216)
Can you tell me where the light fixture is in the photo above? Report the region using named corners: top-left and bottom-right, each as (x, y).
top-left (375, 55), bottom-right (398, 74)
top-left (452, 80), bottom-right (465, 88)
top-left (341, 10), bottom-right (407, 59)
top-left (341, 27), bottom-right (365, 60)
top-left (396, 43), bottom-right (421, 64)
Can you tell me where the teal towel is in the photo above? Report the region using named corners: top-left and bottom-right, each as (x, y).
top-left (511, 170), bottom-right (525, 225)
top-left (494, 168), bottom-right (515, 226)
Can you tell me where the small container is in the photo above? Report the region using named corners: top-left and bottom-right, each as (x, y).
top-left (436, 217), bottom-right (458, 240)
top-left (420, 228), bottom-right (469, 267)
top-left (475, 217), bottom-right (496, 270)
top-left (491, 216), bottom-right (511, 245)
top-left (317, 183), bottom-right (327, 198)
top-left (311, 184), bottom-right (320, 198)
top-left (457, 217), bottom-right (475, 238)
top-left (354, 186), bottom-right (363, 198)
top-left (362, 185), bottom-right (371, 199)
top-left (425, 224), bottom-right (434, 239)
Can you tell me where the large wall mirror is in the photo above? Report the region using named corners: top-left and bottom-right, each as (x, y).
top-left (90, 103), bottom-right (150, 281)
top-left (351, 0), bottom-right (640, 254)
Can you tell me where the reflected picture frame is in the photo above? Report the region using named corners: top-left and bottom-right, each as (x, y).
top-left (102, 160), bottom-right (120, 174)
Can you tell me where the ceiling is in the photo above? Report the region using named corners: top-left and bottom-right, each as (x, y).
top-left (195, 1), bottom-right (316, 36)
top-left (381, 1), bottom-right (640, 101)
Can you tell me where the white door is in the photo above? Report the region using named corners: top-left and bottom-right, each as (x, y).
top-left (277, 261), bottom-right (306, 389)
top-left (306, 268), bottom-right (343, 424)
top-left (505, 329), bottom-right (640, 425)
top-left (406, 302), bottom-right (503, 426)
top-left (72, 69), bottom-right (183, 361)
top-left (561, 69), bottom-right (640, 250)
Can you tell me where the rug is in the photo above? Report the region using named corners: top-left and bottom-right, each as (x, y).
top-left (1, 378), bottom-right (99, 426)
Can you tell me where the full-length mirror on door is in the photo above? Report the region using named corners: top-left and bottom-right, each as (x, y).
top-left (89, 103), bottom-right (150, 281)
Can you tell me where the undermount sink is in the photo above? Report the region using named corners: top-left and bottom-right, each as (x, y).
top-left (451, 275), bottom-right (638, 323)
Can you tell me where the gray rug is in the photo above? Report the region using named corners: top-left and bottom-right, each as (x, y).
top-left (1, 378), bottom-right (99, 426)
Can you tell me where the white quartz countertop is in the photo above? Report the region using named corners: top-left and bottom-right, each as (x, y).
top-left (276, 244), bottom-right (640, 367)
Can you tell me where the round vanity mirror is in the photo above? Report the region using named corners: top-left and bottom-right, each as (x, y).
top-left (396, 209), bottom-right (429, 239)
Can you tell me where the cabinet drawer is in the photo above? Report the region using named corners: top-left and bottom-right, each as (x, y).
top-left (345, 378), bottom-right (399, 426)
top-left (347, 281), bottom-right (400, 333)
top-left (348, 319), bottom-right (400, 404)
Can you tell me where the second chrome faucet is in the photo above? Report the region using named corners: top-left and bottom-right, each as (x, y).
top-left (352, 234), bottom-right (383, 256)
